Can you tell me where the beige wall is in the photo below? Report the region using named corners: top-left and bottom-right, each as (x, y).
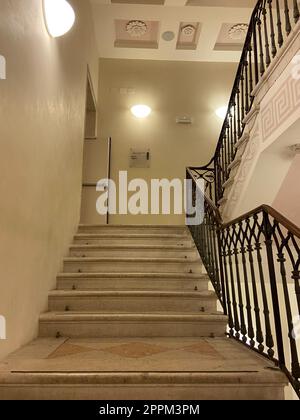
top-left (96, 58), bottom-right (236, 224)
top-left (0, 0), bottom-right (98, 359)
top-left (273, 154), bottom-right (300, 227)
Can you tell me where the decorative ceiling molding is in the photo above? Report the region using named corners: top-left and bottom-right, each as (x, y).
top-left (181, 24), bottom-right (196, 36)
top-left (214, 22), bottom-right (248, 52)
top-left (228, 23), bottom-right (249, 40)
top-left (115, 19), bottom-right (159, 49)
top-left (126, 20), bottom-right (148, 37)
top-left (91, 0), bottom-right (255, 62)
top-left (177, 22), bottom-right (201, 50)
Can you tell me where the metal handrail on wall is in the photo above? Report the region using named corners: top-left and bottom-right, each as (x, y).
top-left (189, 0), bottom-right (300, 205)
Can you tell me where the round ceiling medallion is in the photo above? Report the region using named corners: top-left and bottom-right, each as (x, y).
top-left (162, 31), bottom-right (175, 41)
top-left (228, 23), bottom-right (249, 40)
top-left (126, 20), bottom-right (148, 38)
top-left (181, 25), bottom-right (196, 36)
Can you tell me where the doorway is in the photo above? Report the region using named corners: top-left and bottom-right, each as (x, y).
top-left (80, 68), bottom-right (111, 225)
top-left (84, 69), bottom-right (97, 139)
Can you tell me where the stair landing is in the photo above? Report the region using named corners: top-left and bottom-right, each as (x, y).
top-left (0, 336), bottom-right (287, 400)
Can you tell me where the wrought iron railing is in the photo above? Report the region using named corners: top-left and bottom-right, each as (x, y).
top-left (187, 168), bottom-right (300, 398)
top-left (189, 0), bottom-right (300, 205)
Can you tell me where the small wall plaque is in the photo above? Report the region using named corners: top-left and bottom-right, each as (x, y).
top-left (129, 149), bottom-right (151, 168)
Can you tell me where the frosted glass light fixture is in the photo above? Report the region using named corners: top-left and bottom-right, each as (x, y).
top-left (131, 105), bottom-right (152, 119)
top-left (215, 106), bottom-right (228, 120)
top-left (43, 0), bottom-right (75, 38)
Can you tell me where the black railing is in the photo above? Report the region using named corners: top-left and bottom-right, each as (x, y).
top-left (187, 168), bottom-right (300, 398)
top-left (189, 0), bottom-right (299, 205)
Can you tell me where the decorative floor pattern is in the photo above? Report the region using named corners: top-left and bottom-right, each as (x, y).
top-left (0, 337), bottom-right (276, 375)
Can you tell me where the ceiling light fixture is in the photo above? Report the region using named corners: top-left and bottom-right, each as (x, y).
top-left (43, 0), bottom-right (76, 38)
top-left (131, 105), bottom-right (152, 119)
top-left (215, 106), bottom-right (228, 120)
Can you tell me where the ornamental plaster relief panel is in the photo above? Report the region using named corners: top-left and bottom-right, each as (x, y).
top-left (260, 70), bottom-right (300, 143)
top-left (222, 119), bottom-right (261, 221)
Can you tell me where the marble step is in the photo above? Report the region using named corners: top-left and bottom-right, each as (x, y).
top-left (56, 273), bottom-right (209, 292)
top-left (48, 290), bottom-right (217, 313)
top-left (78, 225), bottom-right (189, 236)
top-left (0, 371), bottom-right (286, 400)
top-left (69, 244), bottom-right (198, 258)
top-left (39, 312), bottom-right (227, 338)
top-left (63, 257), bottom-right (202, 274)
top-left (0, 337), bottom-right (287, 400)
top-left (73, 233), bottom-right (192, 246)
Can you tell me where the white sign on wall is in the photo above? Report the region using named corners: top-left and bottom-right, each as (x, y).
top-left (0, 55), bottom-right (6, 79)
top-left (129, 149), bottom-right (151, 168)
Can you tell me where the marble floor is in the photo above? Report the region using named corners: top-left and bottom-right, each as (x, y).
top-left (0, 337), bottom-right (281, 374)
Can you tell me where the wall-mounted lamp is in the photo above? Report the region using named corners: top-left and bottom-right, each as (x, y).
top-left (131, 105), bottom-right (152, 119)
top-left (43, 0), bottom-right (75, 38)
top-left (215, 106), bottom-right (228, 120)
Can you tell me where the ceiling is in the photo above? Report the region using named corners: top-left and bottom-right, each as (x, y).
top-left (90, 0), bottom-right (257, 62)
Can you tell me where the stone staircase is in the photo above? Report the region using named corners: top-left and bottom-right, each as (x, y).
top-left (0, 225), bottom-right (287, 400)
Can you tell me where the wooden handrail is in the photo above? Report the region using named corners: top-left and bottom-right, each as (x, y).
top-left (222, 204), bottom-right (300, 237)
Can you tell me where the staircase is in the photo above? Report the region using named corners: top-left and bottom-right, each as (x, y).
top-left (0, 225), bottom-right (287, 400)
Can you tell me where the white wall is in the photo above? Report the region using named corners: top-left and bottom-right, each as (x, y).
top-left (0, 0), bottom-right (98, 359)
top-left (273, 154), bottom-right (300, 227)
top-left (96, 58), bottom-right (237, 225)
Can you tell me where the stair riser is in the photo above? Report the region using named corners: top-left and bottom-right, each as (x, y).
top-left (39, 321), bottom-right (226, 338)
top-left (63, 261), bottom-right (202, 274)
top-left (69, 249), bottom-right (198, 258)
top-left (73, 238), bottom-right (193, 246)
top-left (57, 278), bottom-right (208, 292)
top-left (78, 227), bottom-right (189, 235)
top-left (0, 385), bottom-right (285, 401)
top-left (48, 297), bottom-right (217, 313)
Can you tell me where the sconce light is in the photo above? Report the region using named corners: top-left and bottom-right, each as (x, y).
top-left (43, 0), bottom-right (75, 38)
top-left (215, 106), bottom-right (228, 120)
top-left (131, 105), bottom-right (152, 119)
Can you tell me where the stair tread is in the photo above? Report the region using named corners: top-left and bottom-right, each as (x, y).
top-left (70, 244), bottom-right (194, 250)
top-left (74, 233), bottom-right (189, 238)
top-left (64, 257), bottom-right (200, 262)
top-left (49, 290), bottom-right (216, 298)
top-left (40, 312), bottom-right (226, 321)
top-left (0, 371), bottom-right (286, 385)
top-left (57, 272), bottom-right (207, 278)
top-left (78, 224), bottom-right (187, 228)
